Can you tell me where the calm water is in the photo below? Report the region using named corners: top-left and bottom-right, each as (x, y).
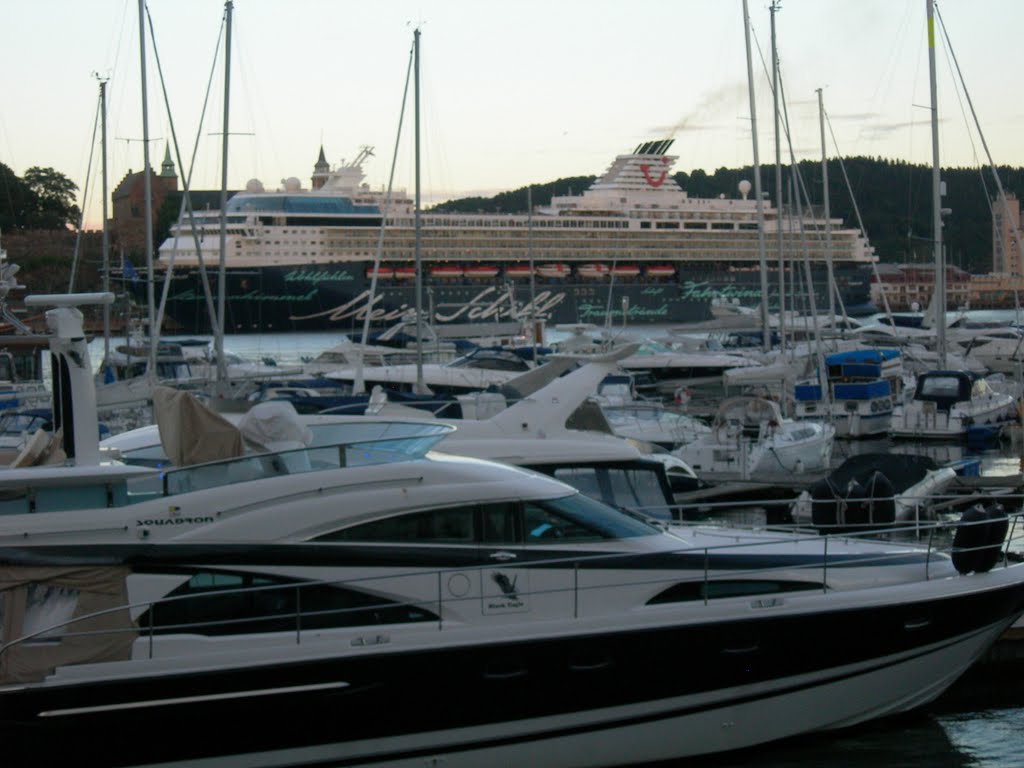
top-left (91, 326), bottom-right (1024, 767)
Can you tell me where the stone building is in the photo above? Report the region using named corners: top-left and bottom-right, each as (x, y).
top-left (108, 144), bottom-right (178, 255)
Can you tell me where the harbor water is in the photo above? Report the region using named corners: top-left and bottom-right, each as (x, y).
top-left (89, 326), bottom-right (1024, 767)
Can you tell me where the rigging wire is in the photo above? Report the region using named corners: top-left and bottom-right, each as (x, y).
top-left (354, 35), bottom-right (416, 394)
top-left (145, 2), bottom-right (225, 341)
top-left (934, 2), bottom-right (1024, 276)
top-left (823, 108), bottom-right (895, 323)
top-left (68, 96), bottom-right (101, 293)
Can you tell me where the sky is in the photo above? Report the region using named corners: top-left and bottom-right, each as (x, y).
top-left (2, 0), bottom-right (1022, 230)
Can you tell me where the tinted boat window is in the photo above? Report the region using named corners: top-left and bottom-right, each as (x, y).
top-left (320, 506), bottom-right (475, 543)
top-left (137, 570), bottom-right (436, 634)
top-left (538, 493), bottom-right (660, 539)
top-left (648, 579), bottom-right (821, 604)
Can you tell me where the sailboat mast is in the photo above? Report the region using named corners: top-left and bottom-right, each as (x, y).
top-left (817, 88), bottom-right (836, 323)
top-left (770, 0), bottom-right (785, 353)
top-left (99, 76), bottom-right (111, 361)
top-left (215, 0), bottom-right (233, 387)
top-left (742, 0), bottom-right (771, 353)
top-left (414, 27), bottom-right (425, 393)
top-left (137, 0), bottom-right (156, 374)
top-left (528, 185), bottom-right (537, 363)
top-left (927, 0), bottom-right (947, 366)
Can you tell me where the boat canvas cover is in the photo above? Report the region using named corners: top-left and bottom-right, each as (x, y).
top-left (153, 386), bottom-right (244, 465)
top-left (237, 401), bottom-right (314, 451)
top-left (0, 566), bottom-right (135, 684)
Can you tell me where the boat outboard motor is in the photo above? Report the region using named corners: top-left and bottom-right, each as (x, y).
top-left (952, 502), bottom-right (1010, 575)
top-left (25, 292), bottom-right (115, 466)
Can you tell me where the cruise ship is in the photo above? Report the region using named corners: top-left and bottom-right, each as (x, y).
top-left (153, 140), bottom-right (877, 334)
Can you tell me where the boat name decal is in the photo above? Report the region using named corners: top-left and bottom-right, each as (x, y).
top-left (289, 287), bottom-right (567, 325)
top-left (483, 569), bottom-right (529, 614)
top-left (434, 287), bottom-right (566, 323)
top-left (136, 516), bottom-right (215, 527)
top-left (680, 281), bottom-right (763, 301)
top-left (578, 301), bottom-right (670, 320)
top-left (170, 288), bottom-right (319, 303)
top-left (640, 157), bottom-right (669, 188)
top-left (283, 269), bottom-right (355, 285)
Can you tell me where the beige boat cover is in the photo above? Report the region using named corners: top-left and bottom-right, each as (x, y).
top-left (0, 566), bottom-right (136, 684)
top-left (153, 385), bottom-right (244, 466)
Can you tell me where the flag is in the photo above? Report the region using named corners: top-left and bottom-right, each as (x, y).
top-left (123, 257), bottom-right (140, 285)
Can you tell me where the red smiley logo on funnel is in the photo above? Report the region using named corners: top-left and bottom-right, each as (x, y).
top-left (640, 157), bottom-right (669, 188)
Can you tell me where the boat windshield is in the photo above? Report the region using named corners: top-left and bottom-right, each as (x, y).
top-left (446, 349), bottom-right (530, 372)
top-left (636, 341), bottom-right (672, 355)
top-left (161, 424), bottom-right (453, 496)
top-left (551, 465), bottom-right (672, 521)
top-left (540, 492), bottom-right (661, 537)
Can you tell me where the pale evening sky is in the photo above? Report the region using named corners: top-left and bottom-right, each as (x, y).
top-left (1, 0), bottom-right (1021, 230)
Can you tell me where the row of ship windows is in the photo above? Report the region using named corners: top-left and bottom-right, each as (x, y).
top-left (224, 235), bottom-right (859, 249)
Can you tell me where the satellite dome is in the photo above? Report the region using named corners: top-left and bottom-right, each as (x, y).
top-left (738, 179), bottom-right (752, 199)
top-left (283, 177), bottom-right (302, 192)
top-left (245, 178), bottom-right (265, 193)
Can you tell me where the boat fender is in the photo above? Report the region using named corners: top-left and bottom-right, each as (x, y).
top-left (863, 471), bottom-right (896, 526)
top-left (843, 478), bottom-right (870, 530)
top-left (809, 477), bottom-right (842, 532)
top-left (952, 503), bottom-right (1008, 574)
top-left (976, 502), bottom-right (1010, 574)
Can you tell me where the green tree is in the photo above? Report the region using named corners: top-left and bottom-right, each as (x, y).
top-left (22, 166), bottom-right (79, 229)
top-left (0, 162), bottom-right (34, 231)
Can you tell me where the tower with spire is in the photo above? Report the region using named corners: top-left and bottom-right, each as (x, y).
top-left (311, 146), bottom-right (330, 190)
top-left (160, 143), bottom-right (176, 178)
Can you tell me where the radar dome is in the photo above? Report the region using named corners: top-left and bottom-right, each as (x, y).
top-left (245, 178), bottom-right (265, 193)
top-left (738, 179), bottom-right (752, 199)
top-left (282, 177), bottom-right (302, 192)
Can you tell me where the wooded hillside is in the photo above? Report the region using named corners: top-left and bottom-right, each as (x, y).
top-left (431, 157), bottom-right (1024, 274)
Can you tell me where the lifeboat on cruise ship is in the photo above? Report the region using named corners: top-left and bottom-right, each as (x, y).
top-left (645, 264), bottom-right (676, 278)
top-left (365, 266), bottom-right (394, 279)
top-left (578, 263), bottom-right (610, 279)
top-left (393, 266), bottom-right (417, 279)
top-left (611, 264), bottom-right (640, 278)
top-left (504, 264), bottom-right (533, 279)
top-left (430, 265), bottom-right (463, 279)
top-left (464, 266), bottom-right (499, 279)
top-left (536, 263), bottom-right (570, 279)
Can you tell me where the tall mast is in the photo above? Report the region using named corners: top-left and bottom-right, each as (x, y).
top-left (770, 0), bottom-right (785, 353)
top-left (528, 185), bottom-right (537, 363)
top-left (742, 0), bottom-right (771, 353)
top-left (817, 88), bottom-right (836, 323)
top-left (215, 0), bottom-right (233, 388)
top-left (98, 76), bottom-right (111, 361)
top-left (137, 0), bottom-right (156, 374)
top-left (413, 27), bottom-right (426, 394)
top-left (927, 0), bottom-right (946, 366)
